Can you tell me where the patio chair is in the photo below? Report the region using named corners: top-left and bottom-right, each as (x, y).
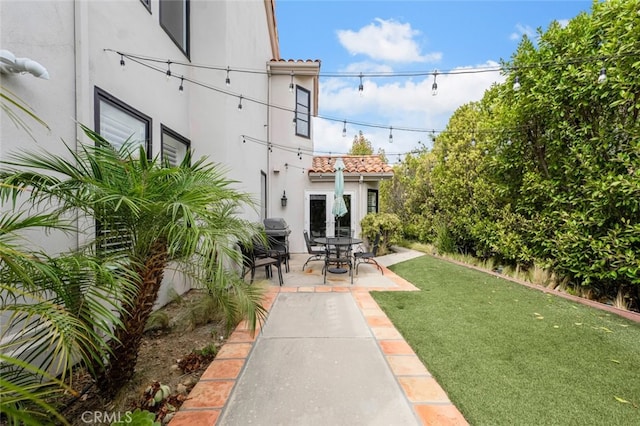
top-left (302, 230), bottom-right (326, 271)
top-left (323, 238), bottom-right (353, 285)
top-left (267, 234), bottom-right (290, 273)
top-left (239, 241), bottom-right (284, 286)
top-left (354, 233), bottom-right (383, 275)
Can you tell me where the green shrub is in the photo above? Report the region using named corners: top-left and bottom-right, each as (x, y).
top-left (360, 213), bottom-right (402, 255)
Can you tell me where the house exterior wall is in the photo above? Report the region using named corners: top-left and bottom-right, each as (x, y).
top-left (0, 0), bottom-right (284, 306)
top-left (267, 61), bottom-right (320, 253)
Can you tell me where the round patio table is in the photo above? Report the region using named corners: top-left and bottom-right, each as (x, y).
top-left (314, 237), bottom-right (363, 273)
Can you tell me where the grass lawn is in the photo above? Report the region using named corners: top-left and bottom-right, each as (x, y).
top-left (372, 255), bottom-right (640, 426)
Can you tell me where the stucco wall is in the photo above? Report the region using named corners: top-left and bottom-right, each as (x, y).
top-left (1, 0), bottom-right (277, 307)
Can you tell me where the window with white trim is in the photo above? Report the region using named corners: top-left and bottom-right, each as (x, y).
top-left (295, 86), bottom-right (310, 138)
top-left (161, 125), bottom-right (190, 166)
top-left (160, 0), bottom-right (189, 56)
top-left (367, 189), bottom-right (379, 214)
top-left (94, 87), bottom-right (151, 253)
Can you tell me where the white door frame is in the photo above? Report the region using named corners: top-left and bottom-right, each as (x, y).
top-left (304, 190), bottom-right (356, 238)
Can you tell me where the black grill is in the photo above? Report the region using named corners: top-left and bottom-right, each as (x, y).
top-left (263, 218), bottom-right (291, 270)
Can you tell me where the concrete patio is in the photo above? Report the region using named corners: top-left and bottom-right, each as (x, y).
top-left (169, 248), bottom-right (469, 426)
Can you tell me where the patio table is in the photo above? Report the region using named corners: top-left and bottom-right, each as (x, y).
top-left (314, 237), bottom-right (362, 273)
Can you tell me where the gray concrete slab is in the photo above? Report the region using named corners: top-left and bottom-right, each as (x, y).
top-left (218, 292), bottom-right (419, 426)
top-left (262, 293), bottom-right (371, 338)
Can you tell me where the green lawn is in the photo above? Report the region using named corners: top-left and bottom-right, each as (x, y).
top-left (372, 255), bottom-right (640, 426)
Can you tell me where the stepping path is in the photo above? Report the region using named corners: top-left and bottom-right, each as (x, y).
top-left (169, 252), bottom-right (468, 425)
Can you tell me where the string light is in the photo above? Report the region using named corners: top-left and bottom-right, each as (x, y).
top-left (358, 72), bottom-right (364, 96)
top-left (342, 120), bottom-right (347, 137)
top-left (598, 67), bottom-right (606, 83)
top-left (292, 115), bottom-right (297, 128)
top-left (225, 66), bottom-right (231, 86)
top-left (388, 126), bottom-right (393, 143)
top-left (108, 49), bottom-right (639, 84)
top-left (107, 50), bottom-right (629, 139)
top-left (431, 70), bottom-right (438, 96)
top-left (120, 54), bottom-right (125, 69)
top-left (289, 71), bottom-right (294, 93)
top-left (179, 76), bottom-right (184, 93)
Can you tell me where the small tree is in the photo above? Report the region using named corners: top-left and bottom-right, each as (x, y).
top-left (348, 131), bottom-right (374, 155)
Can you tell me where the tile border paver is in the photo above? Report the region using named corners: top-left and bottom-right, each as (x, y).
top-left (169, 262), bottom-right (468, 426)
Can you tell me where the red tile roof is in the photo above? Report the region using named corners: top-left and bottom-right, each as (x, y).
top-left (309, 155), bottom-right (393, 175)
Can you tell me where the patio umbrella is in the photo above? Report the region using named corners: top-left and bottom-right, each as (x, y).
top-left (332, 157), bottom-right (348, 235)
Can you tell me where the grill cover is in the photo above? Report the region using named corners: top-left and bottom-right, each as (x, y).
top-left (263, 218), bottom-right (291, 236)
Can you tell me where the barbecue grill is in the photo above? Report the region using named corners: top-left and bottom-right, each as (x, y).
top-left (263, 218), bottom-right (291, 271)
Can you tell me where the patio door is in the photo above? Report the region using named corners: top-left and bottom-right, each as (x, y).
top-left (305, 191), bottom-right (353, 239)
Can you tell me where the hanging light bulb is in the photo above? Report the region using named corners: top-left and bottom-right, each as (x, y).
top-left (165, 61), bottom-right (172, 80)
top-left (289, 71), bottom-right (294, 93)
top-left (358, 72), bottom-right (364, 96)
top-left (237, 95), bottom-right (243, 111)
top-left (342, 120), bottom-right (347, 137)
top-left (178, 76), bottom-right (184, 94)
top-left (120, 54), bottom-right (125, 70)
top-left (431, 70), bottom-right (438, 96)
top-left (225, 66), bottom-right (231, 86)
top-left (388, 126), bottom-right (393, 143)
top-left (292, 116), bottom-right (297, 128)
top-left (513, 76), bottom-right (521, 91)
top-left (598, 67), bottom-right (606, 83)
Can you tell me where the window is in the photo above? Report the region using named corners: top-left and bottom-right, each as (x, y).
top-left (161, 125), bottom-right (190, 166)
top-left (94, 87), bottom-right (151, 155)
top-left (160, 0), bottom-right (189, 56)
top-left (367, 189), bottom-right (379, 214)
top-left (295, 86), bottom-right (310, 138)
top-left (94, 87), bottom-right (151, 253)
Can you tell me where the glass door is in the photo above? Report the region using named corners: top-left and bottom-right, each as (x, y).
top-left (309, 194), bottom-right (327, 239)
top-left (306, 191), bottom-right (354, 239)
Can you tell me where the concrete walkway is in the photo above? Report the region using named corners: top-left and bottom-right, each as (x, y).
top-left (169, 248), bottom-right (468, 426)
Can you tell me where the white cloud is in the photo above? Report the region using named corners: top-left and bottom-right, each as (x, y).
top-left (509, 23), bottom-right (535, 41)
top-left (337, 18), bottom-right (441, 63)
top-left (313, 61), bottom-right (506, 158)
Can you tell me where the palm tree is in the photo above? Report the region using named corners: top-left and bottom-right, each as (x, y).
top-left (1, 88), bottom-right (130, 424)
top-left (1, 125), bottom-right (266, 396)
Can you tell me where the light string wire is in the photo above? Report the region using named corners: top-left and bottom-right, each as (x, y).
top-left (106, 48), bottom-right (636, 159)
top-left (243, 134), bottom-right (436, 160)
top-left (107, 48), bottom-right (639, 79)
top-left (108, 49), bottom-right (505, 135)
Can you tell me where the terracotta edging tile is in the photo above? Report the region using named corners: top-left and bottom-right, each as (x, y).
top-left (168, 409), bottom-right (220, 426)
top-left (398, 376), bottom-right (451, 403)
top-left (386, 355), bottom-right (431, 376)
top-left (215, 342), bottom-right (252, 359)
top-left (379, 339), bottom-right (415, 355)
top-left (413, 404), bottom-right (469, 426)
top-left (180, 380), bottom-right (235, 409)
top-left (200, 359), bottom-right (244, 380)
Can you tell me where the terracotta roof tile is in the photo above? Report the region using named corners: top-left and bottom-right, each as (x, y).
top-left (309, 155), bottom-right (393, 174)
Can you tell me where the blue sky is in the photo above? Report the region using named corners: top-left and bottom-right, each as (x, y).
top-left (274, 0), bottom-right (594, 160)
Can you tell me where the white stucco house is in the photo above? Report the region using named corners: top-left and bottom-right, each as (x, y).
top-left (0, 0), bottom-right (392, 299)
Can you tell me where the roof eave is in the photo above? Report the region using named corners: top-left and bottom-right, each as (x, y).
top-left (308, 172), bottom-right (394, 182)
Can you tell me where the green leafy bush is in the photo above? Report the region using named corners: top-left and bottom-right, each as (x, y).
top-left (360, 213), bottom-right (402, 255)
